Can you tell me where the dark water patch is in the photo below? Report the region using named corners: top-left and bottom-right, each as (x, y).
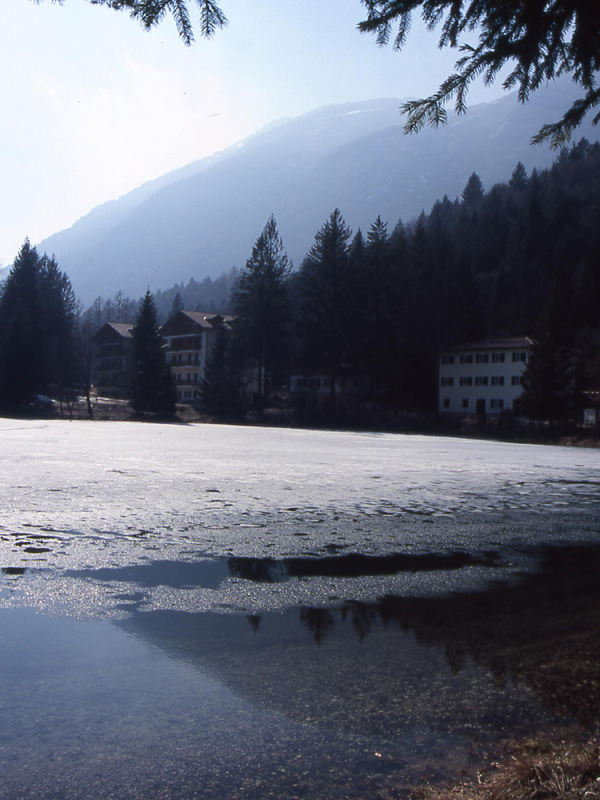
top-left (65, 550), bottom-right (504, 590)
top-left (1, 567), bottom-right (27, 576)
top-left (226, 550), bottom-right (504, 582)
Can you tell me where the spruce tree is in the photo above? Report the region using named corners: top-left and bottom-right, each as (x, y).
top-left (202, 325), bottom-right (242, 414)
top-left (233, 216), bottom-right (291, 406)
top-left (169, 291), bottom-right (184, 319)
top-left (0, 241), bottom-right (81, 410)
top-left (39, 254), bottom-right (79, 401)
top-left (461, 173), bottom-right (485, 209)
top-left (131, 290), bottom-right (175, 417)
top-left (297, 209), bottom-right (352, 408)
top-left (0, 241), bottom-right (45, 407)
top-left (509, 162), bottom-right (529, 192)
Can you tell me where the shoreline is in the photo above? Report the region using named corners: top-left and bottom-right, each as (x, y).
top-left (2, 395), bottom-right (599, 448)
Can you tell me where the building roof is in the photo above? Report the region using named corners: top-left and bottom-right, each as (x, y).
top-left (160, 310), bottom-right (235, 337)
top-left (180, 310), bottom-right (234, 329)
top-left (442, 337), bottom-right (534, 353)
top-left (107, 322), bottom-right (135, 338)
top-left (91, 321), bottom-right (135, 344)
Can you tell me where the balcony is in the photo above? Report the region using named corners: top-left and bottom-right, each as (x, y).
top-left (164, 337), bottom-right (202, 352)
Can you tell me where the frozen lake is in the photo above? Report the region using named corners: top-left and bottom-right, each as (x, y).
top-left (0, 420), bottom-right (599, 798)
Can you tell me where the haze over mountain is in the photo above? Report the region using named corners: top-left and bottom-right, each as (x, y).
top-left (39, 79), bottom-right (599, 303)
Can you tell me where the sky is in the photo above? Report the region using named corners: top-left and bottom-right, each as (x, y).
top-left (0, 0), bottom-right (507, 268)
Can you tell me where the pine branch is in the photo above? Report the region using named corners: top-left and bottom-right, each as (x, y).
top-left (197, 0), bottom-right (228, 38)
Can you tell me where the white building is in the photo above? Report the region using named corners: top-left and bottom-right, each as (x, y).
top-left (160, 310), bottom-right (233, 404)
top-left (438, 337), bottom-right (533, 415)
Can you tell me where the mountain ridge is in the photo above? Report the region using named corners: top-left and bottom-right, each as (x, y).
top-left (38, 82), bottom-right (599, 303)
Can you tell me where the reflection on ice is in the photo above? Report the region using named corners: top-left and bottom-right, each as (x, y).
top-left (1, 544), bottom-right (598, 799)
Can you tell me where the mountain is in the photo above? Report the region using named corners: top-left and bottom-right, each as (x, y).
top-left (39, 80), bottom-right (599, 303)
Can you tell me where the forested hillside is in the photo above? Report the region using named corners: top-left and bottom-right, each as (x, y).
top-left (223, 139), bottom-right (600, 414)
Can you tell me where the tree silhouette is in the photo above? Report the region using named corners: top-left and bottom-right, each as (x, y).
top-left (233, 216), bottom-right (291, 407)
top-left (131, 290), bottom-right (176, 417)
top-left (0, 241), bottom-right (78, 410)
top-left (297, 209), bottom-right (353, 408)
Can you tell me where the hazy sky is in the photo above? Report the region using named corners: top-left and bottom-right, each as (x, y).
top-left (0, 0), bottom-right (507, 267)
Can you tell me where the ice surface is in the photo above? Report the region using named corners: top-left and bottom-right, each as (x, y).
top-left (0, 419), bottom-right (598, 616)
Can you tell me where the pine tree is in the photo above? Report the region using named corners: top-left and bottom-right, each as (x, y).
top-left (202, 325), bottom-right (242, 414)
top-left (170, 291), bottom-right (184, 318)
top-left (297, 209), bottom-right (353, 408)
top-left (233, 216), bottom-right (291, 407)
top-left (38, 254), bottom-right (79, 402)
top-left (359, 216), bottom-right (393, 394)
top-left (461, 173), bottom-right (485, 209)
top-left (0, 241), bottom-right (46, 407)
top-left (131, 290), bottom-right (175, 417)
top-left (520, 334), bottom-right (575, 423)
top-left (509, 162), bottom-right (529, 192)
top-left (0, 241), bottom-right (81, 411)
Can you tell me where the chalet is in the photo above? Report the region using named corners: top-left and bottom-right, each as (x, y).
top-left (160, 310), bottom-right (234, 404)
top-left (91, 322), bottom-right (135, 399)
top-left (438, 337), bottom-right (533, 415)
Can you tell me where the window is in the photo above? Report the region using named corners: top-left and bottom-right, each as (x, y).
top-left (511, 375), bottom-right (522, 386)
top-left (441, 355), bottom-right (455, 365)
top-left (459, 376), bottom-right (473, 386)
top-left (492, 352), bottom-right (505, 363)
top-left (462, 398), bottom-right (469, 409)
top-left (441, 377), bottom-right (454, 386)
top-left (460, 354), bottom-right (473, 364)
top-left (512, 351), bottom-right (527, 362)
top-left (443, 398), bottom-right (450, 409)
top-left (476, 353), bottom-right (489, 364)
top-left (490, 399), bottom-right (504, 410)
top-left (491, 376), bottom-right (505, 386)
top-left (475, 376), bottom-right (488, 386)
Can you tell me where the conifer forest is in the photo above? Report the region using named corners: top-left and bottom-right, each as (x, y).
top-left (1, 139), bottom-right (599, 425)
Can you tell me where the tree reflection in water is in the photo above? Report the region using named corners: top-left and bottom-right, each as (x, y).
top-left (289, 544), bottom-right (600, 724)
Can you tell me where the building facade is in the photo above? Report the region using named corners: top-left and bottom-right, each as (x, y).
top-left (438, 337), bottom-right (533, 415)
top-left (160, 310), bottom-right (233, 404)
top-left (91, 322), bottom-right (135, 399)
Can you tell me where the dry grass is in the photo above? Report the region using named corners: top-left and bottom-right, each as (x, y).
top-left (412, 734), bottom-right (600, 800)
